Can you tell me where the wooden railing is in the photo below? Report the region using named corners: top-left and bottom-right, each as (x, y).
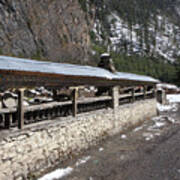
top-left (0, 90), bottom-right (155, 130)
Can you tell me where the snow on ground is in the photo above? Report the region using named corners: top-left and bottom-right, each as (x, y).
top-left (167, 94), bottom-right (180, 103)
top-left (157, 94), bottom-right (180, 112)
top-left (139, 93), bottom-right (178, 141)
top-left (99, 148), bottom-right (104, 152)
top-left (143, 133), bottom-right (154, 141)
top-left (38, 156), bottom-right (91, 180)
top-left (121, 134), bottom-right (127, 139)
top-left (38, 167), bottom-right (73, 180)
top-left (143, 109), bottom-right (176, 141)
top-left (157, 103), bottom-right (178, 112)
top-left (133, 125), bottom-right (144, 132)
top-left (75, 156), bottom-right (91, 167)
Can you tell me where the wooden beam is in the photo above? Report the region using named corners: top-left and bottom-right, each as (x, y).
top-left (0, 70), bottom-right (158, 90)
top-left (18, 89), bottom-right (24, 129)
top-left (72, 89), bottom-right (78, 117)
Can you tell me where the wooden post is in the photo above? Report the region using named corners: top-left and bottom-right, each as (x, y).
top-left (153, 85), bottom-right (157, 99)
top-left (72, 88), bottom-right (78, 117)
top-left (112, 86), bottom-right (119, 109)
top-left (143, 86), bottom-right (147, 99)
top-left (4, 113), bottom-right (12, 129)
top-left (132, 88), bottom-right (135, 103)
top-left (18, 89), bottom-right (24, 129)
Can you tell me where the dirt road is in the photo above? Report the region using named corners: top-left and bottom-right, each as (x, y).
top-left (39, 102), bottom-right (180, 180)
top-left (55, 103), bottom-right (180, 180)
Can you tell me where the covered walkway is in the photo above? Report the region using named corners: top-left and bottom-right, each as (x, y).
top-left (0, 56), bottom-right (159, 90)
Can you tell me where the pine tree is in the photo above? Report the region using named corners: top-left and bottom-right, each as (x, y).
top-left (175, 59), bottom-right (180, 86)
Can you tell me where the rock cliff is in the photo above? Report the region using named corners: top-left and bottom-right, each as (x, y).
top-left (0, 0), bottom-right (94, 63)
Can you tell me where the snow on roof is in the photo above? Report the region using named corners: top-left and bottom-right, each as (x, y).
top-left (0, 56), bottom-right (113, 79)
top-left (157, 83), bottom-right (179, 90)
top-left (100, 53), bottom-right (110, 57)
top-left (0, 56), bottom-right (159, 83)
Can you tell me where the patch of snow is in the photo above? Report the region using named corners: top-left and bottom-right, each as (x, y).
top-left (143, 133), bottom-right (154, 141)
top-left (167, 94), bottom-right (180, 103)
top-left (155, 133), bottom-right (161, 136)
top-left (147, 120), bottom-right (165, 131)
top-left (157, 103), bottom-right (177, 112)
top-left (23, 101), bottom-right (29, 106)
top-left (101, 53), bottom-right (110, 57)
top-left (75, 156), bottom-right (91, 167)
top-left (121, 134), bottom-right (127, 139)
top-left (152, 115), bottom-right (175, 124)
top-left (99, 148), bottom-right (104, 152)
top-left (38, 167), bottom-right (73, 180)
top-left (149, 115), bottom-right (176, 132)
top-left (29, 89), bottom-right (40, 95)
top-left (157, 84), bottom-right (179, 90)
top-left (154, 121), bottom-right (166, 128)
top-left (147, 126), bottom-right (161, 132)
top-left (133, 126), bottom-right (144, 132)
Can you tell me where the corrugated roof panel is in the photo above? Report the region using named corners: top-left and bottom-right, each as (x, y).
top-left (0, 56), bottom-right (159, 83)
top-left (0, 56), bottom-right (114, 79)
top-left (115, 72), bottom-right (159, 83)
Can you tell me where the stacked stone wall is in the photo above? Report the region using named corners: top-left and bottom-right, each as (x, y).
top-left (0, 99), bottom-right (157, 180)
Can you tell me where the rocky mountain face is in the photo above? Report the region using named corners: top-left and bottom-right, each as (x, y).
top-left (0, 0), bottom-right (94, 63)
top-left (0, 0), bottom-right (180, 64)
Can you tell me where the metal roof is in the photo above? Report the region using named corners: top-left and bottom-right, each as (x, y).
top-left (0, 56), bottom-right (159, 89)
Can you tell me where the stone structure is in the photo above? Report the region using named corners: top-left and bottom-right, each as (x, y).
top-left (98, 53), bottom-right (116, 73)
top-left (96, 53), bottom-right (117, 96)
top-left (0, 99), bottom-right (157, 180)
top-left (156, 89), bottom-right (167, 105)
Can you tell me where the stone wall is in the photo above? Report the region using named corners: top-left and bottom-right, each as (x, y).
top-left (0, 99), bottom-right (157, 180)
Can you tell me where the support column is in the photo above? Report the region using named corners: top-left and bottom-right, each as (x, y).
top-left (112, 86), bottom-right (119, 110)
top-left (153, 85), bottom-right (157, 99)
top-left (18, 89), bottom-right (24, 129)
top-left (157, 89), bottom-right (166, 105)
top-left (4, 113), bottom-right (12, 129)
top-left (143, 86), bottom-right (147, 99)
top-left (131, 88), bottom-right (135, 103)
top-left (72, 88), bottom-right (78, 117)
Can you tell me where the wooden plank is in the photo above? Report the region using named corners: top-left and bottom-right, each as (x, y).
top-left (18, 89), bottom-right (24, 129)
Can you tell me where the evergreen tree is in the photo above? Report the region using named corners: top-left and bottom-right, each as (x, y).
top-left (175, 58), bottom-right (180, 86)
